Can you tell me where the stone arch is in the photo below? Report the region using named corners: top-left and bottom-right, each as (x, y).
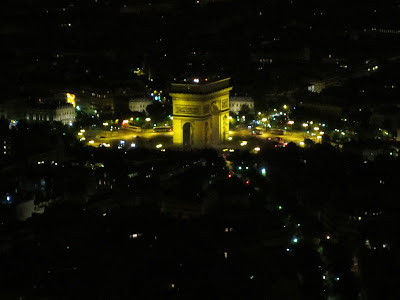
top-left (223, 114), bottom-right (229, 142)
top-left (183, 122), bottom-right (193, 147)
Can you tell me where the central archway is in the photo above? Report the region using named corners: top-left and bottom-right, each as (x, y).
top-left (183, 122), bottom-right (193, 147)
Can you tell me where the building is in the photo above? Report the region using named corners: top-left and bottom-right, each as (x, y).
top-left (89, 91), bottom-right (114, 112)
top-left (26, 104), bottom-right (75, 125)
top-left (0, 98), bottom-right (75, 125)
top-left (0, 133), bottom-right (13, 161)
top-left (171, 78), bottom-right (232, 148)
top-left (229, 96), bottom-right (255, 114)
top-left (307, 81), bottom-right (326, 93)
top-left (0, 98), bottom-right (27, 120)
top-left (129, 98), bottom-right (153, 113)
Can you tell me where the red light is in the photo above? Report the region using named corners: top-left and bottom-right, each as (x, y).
top-left (246, 181), bottom-right (249, 184)
top-left (228, 174), bottom-right (232, 178)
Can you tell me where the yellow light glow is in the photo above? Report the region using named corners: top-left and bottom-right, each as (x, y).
top-left (103, 122), bottom-right (109, 126)
top-left (240, 141), bottom-right (248, 146)
top-left (122, 120), bottom-right (129, 124)
top-left (254, 147), bottom-right (261, 152)
top-left (78, 132), bottom-right (83, 136)
top-left (156, 144), bottom-right (162, 148)
top-left (261, 118), bottom-right (268, 122)
top-left (229, 116), bottom-right (232, 120)
top-left (299, 142), bottom-right (305, 147)
top-left (89, 140), bottom-right (94, 144)
top-left (66, 93), bottom-right (76, 107)
top-left (145, 118), bottom-right (151, 122)
top-left (283, 105), bottom-right (287, 109)
top-left (80, 129), bottom-right (85, 132)
top-left (288, 120), bottom-right (294, 125)
top-left (228, 137), bottom-right (233, 140)
top-left (303, 123), bottom-right (308, 127)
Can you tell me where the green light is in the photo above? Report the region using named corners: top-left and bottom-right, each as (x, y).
top-left (278, 206), bottom-right (282, 210)
top-left (249, 275), bottom-right (254, 280)
top-left (136, 117), bottom-right (139, 121)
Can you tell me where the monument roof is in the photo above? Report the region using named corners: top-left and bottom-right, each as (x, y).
top-left (171, 78), bottom-right (231, 95)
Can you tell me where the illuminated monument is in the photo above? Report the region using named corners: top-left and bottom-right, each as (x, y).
top-left (171, 78), bottom-right (232, 148)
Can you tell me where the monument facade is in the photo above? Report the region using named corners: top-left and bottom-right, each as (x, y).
top-left (171, 78), bottom-right (232, 148)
